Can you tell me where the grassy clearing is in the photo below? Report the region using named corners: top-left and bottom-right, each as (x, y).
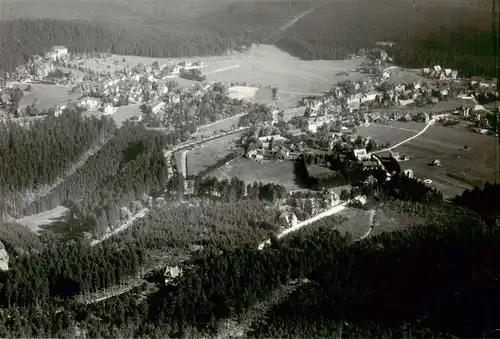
top-left (195, 114), bottom-right (243, 137)
top-left (111, 104), bottom-right (142, 127)
top-left (355, 124), bottom-right (418, 145)
top-left (18, 83), bottom-right (81, 110)
top-left (186, 132), bottom-right (243, 176)
top-left (13, 205), bottom-right (69, 233)
top-left (210, 158), bottom-right (301, 191)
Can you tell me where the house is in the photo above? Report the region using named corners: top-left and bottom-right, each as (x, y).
top-left (78, 97), bottom-right (101, 110)
top-left (102, 103), bottom-right (116, 115)
top-left (422, 68), bottom-right (431, 75)
top-left (164, 266), bottom-right (184, 285)
top-left (278, 211), bottom-right (298, 227)
top-left (171, 94), bottom-right (180, 104)
top-left (391, 152), bottom-right (400, 160)
top-left (353, 148), bottom-right (370, 161)
top-left (399, 98), bottom-right (414, 106)
top-left (403, 169), bottom-right (414, 178)
top-left (451, 70), bottom-right (459, 79)
top-left (172, 66), bottom-right (181, 75)
top-left (54, 105), bottom-right (66, 117)
top-left (479, 78), bottom-right (498, 89)
top-left (470, 76), bottom-right (482, 86)
top-left (400, 113), bottom-right (412, 122)
top-left (152, 102), bottom-right (165, 114)
top-left (433, 65), bottom-right (442, 72)
top-left (417, 112), bottom-right (430, 123)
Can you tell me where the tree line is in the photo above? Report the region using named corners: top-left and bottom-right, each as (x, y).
top-left (194, 176), bottom-right (287, 203)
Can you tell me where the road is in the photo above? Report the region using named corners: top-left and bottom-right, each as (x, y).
top-left (194, 112), bottom-right (247, 135)
top-left (90, 208), bottom-right (149, 246)
top-left (258, 198), bottom-right (359, 250)
top-left (179, 150), bottom-right (188, 179)
top-left (370, 118), bottom-right (437, 155)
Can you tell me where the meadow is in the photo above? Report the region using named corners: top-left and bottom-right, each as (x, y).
top-left (18, 83), bottom-right (81, 110)
top-left (186, 132), bottom-right (243, 176)
top-left (210, 158), bottom-right (301, 191)
top-left (359, 121), bottom-right (498, 197)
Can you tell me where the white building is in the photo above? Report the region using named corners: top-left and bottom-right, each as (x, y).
top-left (152, 102), bottom-right (165, 114)
top-left (102, 103), bottom-right (116, 115)
top-left (78, 97), bottom-right (101, 110)
top-left (46, 46), bottom-right (68, 61)
top-left (353, 149), bottom-right (370, 161)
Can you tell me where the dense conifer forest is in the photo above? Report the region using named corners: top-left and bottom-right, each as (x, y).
top-left (1, 2), bottom-right (495, 77)
top-left (0, 183), bottom-right (499, 338)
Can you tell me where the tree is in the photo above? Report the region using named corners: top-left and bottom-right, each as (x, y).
top-left (272, 87), bottom-right (278, 101)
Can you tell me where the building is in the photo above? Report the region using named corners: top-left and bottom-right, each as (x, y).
top-left (152, 102), bottom-right (165, 114)
top-left (46, 46), bottom-right (69, 61)
top-left (78, 97), bottom-right (101, 110)
top-left (164, 266), bottom-right (184, 285)
top-left (102, 103), bottom-right (116, 115)
top-left (353, 148), bottom-right (370, 161)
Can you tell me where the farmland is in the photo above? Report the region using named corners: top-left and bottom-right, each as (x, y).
top-left (359, 121), bottom-right (498, 197)
top-left (393, 124), bottom-right (498, 197)
top-left (210, 158), bottom-right (302, 191)
top-left (186, 132), bottom-right (244, 176)
top-left (17, 83), bottom-right (81, 110)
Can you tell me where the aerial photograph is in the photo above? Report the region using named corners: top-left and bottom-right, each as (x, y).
top-left (0, 0), bottom-right (499, 337)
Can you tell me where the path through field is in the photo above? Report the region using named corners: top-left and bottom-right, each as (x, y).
top-left (370, 118), bottom-right (437, 155)
top-left (370, 123), bottom-right (421, 133)
top-left (360, 209), bottom-right (376, 240)
top-left (205, 65), bottom-right (240, 75)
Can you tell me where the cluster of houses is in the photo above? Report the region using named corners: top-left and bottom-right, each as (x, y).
top-left (421, 65), bottom-right (458, 80)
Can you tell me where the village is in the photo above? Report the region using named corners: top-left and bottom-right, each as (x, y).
top-left (1, 45), bottom-right (499, 239)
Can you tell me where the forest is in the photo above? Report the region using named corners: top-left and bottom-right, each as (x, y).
top-left (0, 111), bottom-right (116, 216)
top-left (0, 183), bottom-right (498, 338)
top-left (0, 0), bottom-right (311, 74)
top-left (275, 2), bottom-right (497, 77)
top-left (1, 2), bottom-right (495, 79)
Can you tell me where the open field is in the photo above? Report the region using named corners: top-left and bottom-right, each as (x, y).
top-left (356, 123), bottom-right (420, 145)
top-left (228, 86), bottom-right (258, 101)
top-left (388, 124), bottom-right (497, 196)
top-left (14, 205), bottom-right (69, 233)
top-left (333, 205), bottom-right (426, 239)
top-left (357, 120), bottom-right (498, 197)
top-left (80, 45), bottom-right (363, 109)
top-left (210, 158), bottom-right (302, 191)
top-left (111, 104), bottom-right (142, 127)
top-left (17, 83), bottom-right (81, 110)
top-left (384, 67), bottom-right (430, 85)
top-left (195, 114), bottom-right (245, 138)
top-left (186, 132), bottom-right (243, 176)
